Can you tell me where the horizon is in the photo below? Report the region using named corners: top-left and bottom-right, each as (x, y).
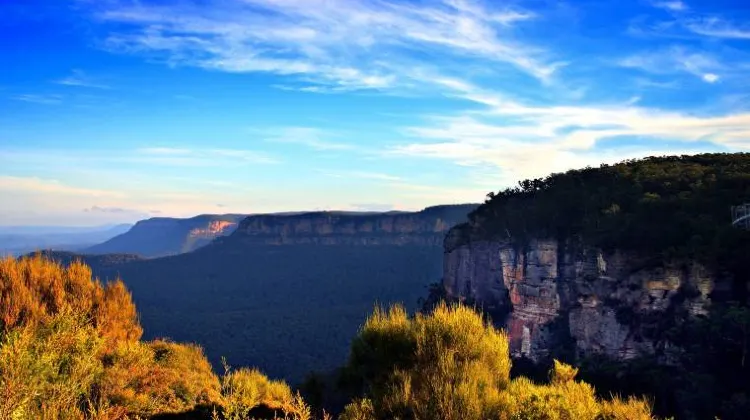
top-left (0, 203), bottom-right (478, 228)
top-left (2, 0), bottom-right (750, 226)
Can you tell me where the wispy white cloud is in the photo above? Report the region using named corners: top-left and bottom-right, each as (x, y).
top-left (702, 73), bottom-right (720, 83)
top-left (0, 176), bottom-right (124, 198)
top-left (685, 17), bottom-right (750, 39)
top-left (137, 147), bottom-right (192, 155)
top-left (316, 169), bottom-right (401, 182)
top-left (630, 7), bottom-right (750, 42)
top-left (258, 127), bottom-right (356, 151)
top-left (634, 77), bottom-right (681, 89)
top-left (619, 46), bottom-right (723, 83)
top-left (94, 0), bottom-right (558, 91)
top-left (12, 94), bottom-right (63, 105)
top-left (82, 205), bottom-right (147, 217)
top-left (385, 78), bottom-right (749, 183)
top-left (54, 69), bottom-right (110, 89)
top-left (652, 1), bottom-right (688, 12)
top-left (135, 147), bottom-right (279, 165)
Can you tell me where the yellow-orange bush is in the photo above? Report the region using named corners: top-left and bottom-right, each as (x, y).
top-left (0, 255), bottom-right (221, 419)
top-left (220, 367), bottom-right (310, 420)
top-left (99, 340), bottom-right (221, 416)
top-left (0, 255), bottom-right (141, 347)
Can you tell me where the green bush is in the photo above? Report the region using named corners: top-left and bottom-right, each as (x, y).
top-left (342, 302), bottom-right (654, 420)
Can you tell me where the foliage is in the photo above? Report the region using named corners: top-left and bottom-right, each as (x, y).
top-left (0, 254), bottom-right (142, 348)
top-left (0, 256), bottom-right (223, 419)
top-left (0, 311), bottom-right (123, 420)
top-left (219, 365), bottom-right (311, 420)
top-left (465, 153), bottom-right (750, 280)
top-left (0, 254), bottom-right (662, 420)
top-left (342, 302), bottom-right (655, 420)
top-left (99, 340), bottom-right (221, 416)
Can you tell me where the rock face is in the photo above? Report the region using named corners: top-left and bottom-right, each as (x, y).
top-left (443, 234), bottom-right (716, 361)
top-left (188, 220), bottom-right (237, 238)
top-left (225, 205), bottom-right (477, 246)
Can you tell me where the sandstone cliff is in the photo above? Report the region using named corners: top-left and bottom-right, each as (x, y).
top-left (221, 205), bottom-right (477, 246)
top-left (443, 231), bottom-right (718, 362)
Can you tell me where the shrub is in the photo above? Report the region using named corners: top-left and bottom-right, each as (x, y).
top-left (100, 340), bottom-right (221, 416)
top-left (0, 311), bottom-right (125, 420)
top-left (342, 302), bottom-right (656, 420)
top-left (338, 398), bottom-right (375, 420)
top-left (0, 255), bottom-right (220, 419)
top-left (220, 366), bottom-right (311, 420)
top-left (0, 255), bottom-right (141, 346)
top-left (344, 302), bottom-right (511, 420)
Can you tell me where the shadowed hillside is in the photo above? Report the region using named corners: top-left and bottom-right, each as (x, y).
top-left (84, 214), bottom-right (247, 258)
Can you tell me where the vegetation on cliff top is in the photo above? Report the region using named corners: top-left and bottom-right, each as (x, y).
top-left (462, 153), bottom-right (750, 274)
top-left (1, 255), bottom-right (656, 419)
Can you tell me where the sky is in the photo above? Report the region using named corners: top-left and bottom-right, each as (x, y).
top-left (1, 0), bottom-right (749, 226)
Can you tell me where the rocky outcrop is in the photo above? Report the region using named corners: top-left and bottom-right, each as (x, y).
top-left (225, 205), bottom-right (477, 246)
top-left (188, 220), bottom-right (237, 239)
top-left (443, 234), bottom-right (716, 361)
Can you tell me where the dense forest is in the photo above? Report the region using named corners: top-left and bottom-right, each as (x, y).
top-left (0, 255), bottom-right (655, 419)
top-left (448, 153), bottom-right (750, 420)
top-left (36, 245), bottom-right (445, 383)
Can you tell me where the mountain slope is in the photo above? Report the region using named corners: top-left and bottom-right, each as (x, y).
top-left (84, 214), bottom-right (246, 257)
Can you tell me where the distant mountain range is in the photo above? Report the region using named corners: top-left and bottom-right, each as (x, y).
top-left (84, 214), bottom-right (247, 258)
top-left (0, 224), bottom-right (132, 257)
top-left (34, 204), bottom-right (478, 383)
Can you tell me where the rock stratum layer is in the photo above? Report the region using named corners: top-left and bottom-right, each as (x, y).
top-left (221, 205), bottom-right (478, 246)
top-left (443, 234), bottom-right (718, 362)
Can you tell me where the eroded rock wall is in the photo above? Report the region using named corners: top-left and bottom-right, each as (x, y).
top-left (229, 205), bottom-right (477, 246)
top-left (443, 236), bottom-right (715, 361)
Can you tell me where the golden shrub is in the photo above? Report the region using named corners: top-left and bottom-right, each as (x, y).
top-left (346, 302), bottom-right (511, 420)
top-left (0, 255), bottom-right (142, 345)
top-left (0, 312), bottom-right (109, 420)
top-left (339, 398), bottom-right (375, 420)
top-left (99, 339), bottom-right (221, 416)
top-left (344, 302), bottom-right (657, 420)
top-left (220, 367), bottom-right (311, 420)
top-left (0, 256), bottom-right (219, 419)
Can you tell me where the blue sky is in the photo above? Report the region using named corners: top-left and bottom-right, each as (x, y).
top-left (1, 0), bottom-right (749, 225)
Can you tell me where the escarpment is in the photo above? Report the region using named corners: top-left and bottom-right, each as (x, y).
top-left (219, 205), bottom-right (478, 246)
top-left (442, 153), bottom-right (750, 363)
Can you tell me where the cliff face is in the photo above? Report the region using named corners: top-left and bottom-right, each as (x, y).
top-left (443, 234), bottom-right (717, 361)
top-left (188, 220), bottom-right (237, 239)
top-left (225, 205), bottom-right (477, 246)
